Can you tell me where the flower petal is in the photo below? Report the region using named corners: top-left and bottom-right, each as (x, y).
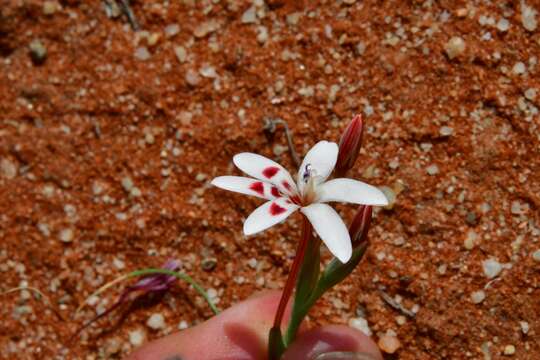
top-left (243, 198), bottom-right (299, 236)
top-left (233, 153), bottom-right (298, 196)
top-left (211, 176), bottom-right (280, 200)
top-left (317, 178), bottom-right (389, 206)
top-left (301, 203), bottom-right (352, 263)
top-left (298, 141), bottom-right (338, 191)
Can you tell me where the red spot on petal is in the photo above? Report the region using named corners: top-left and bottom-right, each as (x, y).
top-left (282, 181), bottom-right (291, 191)
top-left (263, 166), bottom-right (280, 179)
top-left (271, 187), bottom-right (280, 197)
top-left (249, 181), bottom-right (265, 195)
top-left (269, 202), bottom-right (287, 216)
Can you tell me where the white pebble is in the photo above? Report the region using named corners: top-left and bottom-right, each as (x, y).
top-left (134, 47), bottom-right (151, 61)
top-left (482, 258), bottom-right (502, 279)
top-left (426, 164), bottom-right (439, 175)
top-left (532, 249), bottom-right (540, 262)
top-left (0, 158), bottom-right (17, 179)
top-left (512, 62), bottom-right (526, 75)
top-left (146, 313), bottom-right (166, 330)
top-left (439, 126), bottom-right (454, 136)
top-left (519, 321), bottom-right (529, 334)
top-left (129, 329), bottom-right (146, 346)
top-left (524, 88), bottom-right (537, 101)
top-left (241, 6), bottom-right (257, 24)
top-left (164, 24), bottom-right (180, 38)
top-left (174, 46), bottom-right (187, 63)
top-left (504, 344), bottom-right (516, 355)
top-left (445, 37), bottom-right (466, 59)
top-left (58, 228), bottom-right (74, 243)
top-left (497, 18), bottom-right (510, 32)
top-left (348, 317), bottom-right (372, 336)
top-left (178, 320), bottom-right (189, 330)
top-left (471, 290), bottom-right (486, 304)
top-left (521, 0), bottom-right (538, 31)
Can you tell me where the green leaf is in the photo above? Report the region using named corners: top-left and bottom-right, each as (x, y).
top-left (268, 326), bottom-right (286, 360)
top-left (314, 243), bottom-right (368, 298)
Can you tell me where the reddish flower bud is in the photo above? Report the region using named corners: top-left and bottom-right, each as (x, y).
top-left (349, 204), bottom-right (372, 247)
top-left (335, 114), bottom-right (364, 177)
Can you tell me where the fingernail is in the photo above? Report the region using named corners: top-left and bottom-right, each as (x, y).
top-left (313, 351), bottom-right (378, 360)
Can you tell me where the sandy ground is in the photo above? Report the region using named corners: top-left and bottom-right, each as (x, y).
top-left (1, 1), bottom-right (539, 359)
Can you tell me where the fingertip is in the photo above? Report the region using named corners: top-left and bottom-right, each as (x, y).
top-left (282, 325), bottom-right (382, 360)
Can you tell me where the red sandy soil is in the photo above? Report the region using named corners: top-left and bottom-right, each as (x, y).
top-left (1, 1), bottom-right (539, 359)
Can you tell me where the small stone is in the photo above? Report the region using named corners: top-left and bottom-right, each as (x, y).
top-left (134, 47), bottom-right (151, 61)
top-left (0, 158), bottom-right (17, 179)
top-left (497, 18), bottom-right (510, 32)
top-left (503, 344), bottom-right (516, 356)
top-left (378, 334), bottom-right (401, 354)
top-left (426, 164), bottom-right (439, 175)
top-left (201, 258), bottom-right (217, 271)
top-left (482, 258), bottom-right (502, 279)
top-left (519, 321), bottom-right (529, 334)
top-left (379, 186), bottom-right (396, 210)
top-left (512, 62), bottom-right (526, 75)
top-left (348, 317), bottom-right (372, 336)
top-left (164, 24), bottom-right (180, 38)
top-left (532, 249), bottom-right (540, 262)
top-left (146, 313), bottom-right (166, 330)
top-left (241, 6), bottom-right (257, 24)
top-left (43, 1), bottom-right (59, 15)
top-left (524, 88), bottom-right (537, 101)
top-left (199, 64), bottom-right (217, 78)
top-left (58, 228), bottom-right (74, 243)
top-left (439, 126), bottom-right (454, 136)
top-left (464, 230), bottom-right (478, 250)
top-left (395, 316), bottom-right (407, 325)
top-left (521, 1), bottom-right (538, 31)
top-left (445, 36), bottom-right (466, 59)
top-left (511, 201), bottom-right (523, 214)
top-left (185, 69), bottom-right (201, 86)
top-left (29, 39), bottom-right (47, 64)
top-left (129, 329), bottom-right (146, 346)
top-left (256, 26), bottom-right (269, 44)
top-left (388, 159), bottom-right (399, 170)
top-left (193, 20), bottom-right (220, 38)
top-left (465, 211), bottom-right (478, 226)
top-left (178, 320), bottom-right (189, 330)
top-left (273, 144), bottom-right (288, 156)
top-left (471, 290), bottom-right (486, 304)
top-left (121, 177), bottom-right (134, 192)
top-left (174, 46), bottom-right (187, 63)
top-left (105, 338), bottom-right (122, 355)
top-left (286, 12), bottom-right (302, 26)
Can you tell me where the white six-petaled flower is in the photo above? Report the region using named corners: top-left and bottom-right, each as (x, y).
top-left (211, 141), bottom-right (388, 263)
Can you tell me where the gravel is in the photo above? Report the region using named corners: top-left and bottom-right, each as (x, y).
top-left (164, 24), bottom-right (180, 38)
top-left (532, 249), bottom-right (540, 262)
top-left (512, 62), bottom-right (526, 75)
top-left (174, 46), bottom-right (187, 63)
top-left (128, 329), bottom-right (145, 346)
top-left (471, 290), bottom-right (486, 304)
top-left (58, 228), bottom-right (74, 243)
top-left (426, 164), bottom-right (439, 175)
top-left (482, 258), bottom-right (502, 279)
top-left (0, 158), bottom-right (17, 179)
top-left (348, 317), bottom-right (372, 336)
top-left (134, 47), bottom-right (151, 61)
top-left (378, 334), bottom-right (401, 354)
top-left (146, 313), bottom-right (166, 330)
top-left (445, 37), bottom-right (466, 59)
top-left (521, 0), bottom-right (538, 31)
top-left (29, 39), bottom-right (47, 64)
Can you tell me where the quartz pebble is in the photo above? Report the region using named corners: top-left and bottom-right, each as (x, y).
top-left (482, 259), bottom-right (502, 279)
top-left (129, 329), bottom-right (145, 346)
top-left (146, 313), bottom-right (166, 330)
top-left (471, 290), bottom-right (486, 304)
top-left (378, 334), bottom-right (401, 354)
top-left (43, 1), bottom-right (58, 15)
top-left (426, 164), bottom-right (439, 175)
top-left (532, 249), bottom-right (540, 262)
top-left (348, 317), bottom-right (372, 336)
top-left (512, 62), bottom-right (526, 75)
top-left (439, 126), bottom-right (454, 136)
top-left (58, 228), bottom-right (74, 243)
top-left (164, 24), bottom-right (180, 38)
top-left (29, 39), bottom-right (47, 64)
top-left (503, 344), bottom-right (516, 356)
top-left (445, 37), bottom-right (465, 59)
top-left (134, 47), bottom-right (151, 61)
top-left (174, 46), bottom-right (187, 63)
top-left (521, 1), bottom-right (538, 31)
top-left (0, 158), bottom-right (17, 179)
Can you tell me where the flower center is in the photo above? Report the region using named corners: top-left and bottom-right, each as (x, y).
top-left (301, 163), bottom-right (319, 205)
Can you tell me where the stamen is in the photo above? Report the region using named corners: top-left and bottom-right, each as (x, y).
top-left (303, 164), bottom-right (312, 183)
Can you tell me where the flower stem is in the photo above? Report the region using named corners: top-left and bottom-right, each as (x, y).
top-left (272, 216), bottom-right (311, 329)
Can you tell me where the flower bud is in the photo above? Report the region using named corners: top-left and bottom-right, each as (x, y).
top-left (335, 115), bottom-right (364, 177)
top-left (349, 205), bottom-right (372, 247)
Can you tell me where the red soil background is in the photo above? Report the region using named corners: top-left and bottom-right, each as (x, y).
top-left (1, 0), bottom-right (539, 359)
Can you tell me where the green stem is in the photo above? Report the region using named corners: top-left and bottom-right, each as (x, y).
top-left (129, 268), bottom-right (220, 315)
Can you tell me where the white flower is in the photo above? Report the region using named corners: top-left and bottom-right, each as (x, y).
top-left (211, 141), bottom-right (388, 263)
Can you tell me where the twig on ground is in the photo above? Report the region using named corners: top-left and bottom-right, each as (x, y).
top-left (378, 289), bottom-right (415, 318)
top-left (262, 118), bottom-right (301, 167)
top-left (118, 0), bottom-right (140, 31)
